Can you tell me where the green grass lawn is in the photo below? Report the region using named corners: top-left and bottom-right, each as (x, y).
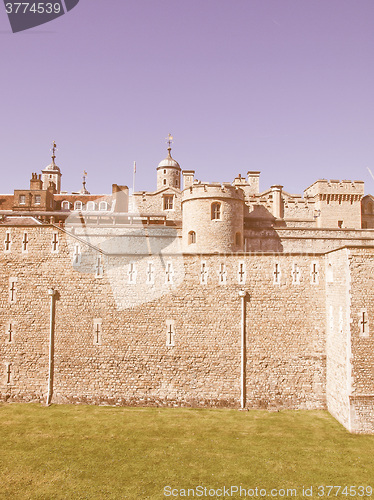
top-left (0, 405), bottom-right (373, 499)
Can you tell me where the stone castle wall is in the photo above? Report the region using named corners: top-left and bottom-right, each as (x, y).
top-left (325, 248), bottom-right (352, 430)
top-left (348, 248), bottom-right (374, 432)
top-left (1, 224), bottom-right (373, 432)
top-left (1, 225), bottom-right (325, 410)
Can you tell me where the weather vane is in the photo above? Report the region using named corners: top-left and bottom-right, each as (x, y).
top-left (165, 134), bottom-right (173, 148)
top-left (50, 141), bottom-right (57, 158)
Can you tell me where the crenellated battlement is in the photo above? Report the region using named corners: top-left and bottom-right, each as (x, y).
top-left (304, 179), bottom-right (365, 198)
top-left (182, 182), bottom-right (245, 203)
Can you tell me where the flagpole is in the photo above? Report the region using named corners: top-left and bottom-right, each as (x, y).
top-left (133, 161), bottom-right (136, 194)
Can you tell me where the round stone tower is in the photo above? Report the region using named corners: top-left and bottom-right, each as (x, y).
top-left (182, 183), bottom-right (245, 253)
top-left (157, 146), bottom-right (181, 191)
top-left (41, 141), bottom-right (62, 193)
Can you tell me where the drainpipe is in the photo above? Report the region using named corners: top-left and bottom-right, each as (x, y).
top-left (46, 288), bottom-right (56, 406)
top-left (239, 290), bottom-right (247, 409)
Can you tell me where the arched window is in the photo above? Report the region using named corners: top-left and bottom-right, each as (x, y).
top-left (188, 231), bottom-right (196, 244)
top-left (211, 202), bottom-right (221, 220)
top-left (99, 201), bottom-right (108, 211)
top-left (74, 201), bottom-right (83, 210)
top-left (163, 179), bottom-right (167, 185)
top-left (61, 201), bottom-right (70, 210)
top-left (86, 201), bottom-right (96, 211)
top-left (235, 232), bottom-right (241, 246)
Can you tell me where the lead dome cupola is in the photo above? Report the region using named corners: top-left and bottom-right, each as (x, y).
top-left (157, 147), bottom-right (181, 170)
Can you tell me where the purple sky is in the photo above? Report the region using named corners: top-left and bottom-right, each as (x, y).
top-left (1, 0), bottom-right (374, 196)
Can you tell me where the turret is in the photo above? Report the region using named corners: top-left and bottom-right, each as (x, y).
top-left (41, 141), bottom-right (62, 194)
top-left (182, 183), bottom-right (245, 253)
top-left (156, 135), bottom-right (181, 190)
top-left (304, 179), bottom-right (364, 228)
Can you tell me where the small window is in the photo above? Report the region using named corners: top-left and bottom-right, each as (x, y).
top-left (200, 261), bottom-right (208, 284)
top-left (338, 220), bottom-right (343, 228)
top-left (6, 322), bottom-right (14, 343)
top-left (188, 231), bottom-right (196, 244)
top-left (164, 196), bottom-right (173, 210)
top-left (164, 169), bottom-right (166, 174)
top-left (211, 202), bottom-right (221, 220)
top-left (166, 320), bottom-right (175, 347)
top-left (292, 263), bottom-right (300, 284)
top-left (74, 201), bottom-right (83, 210)
top-left (163, 179), bottom-right (167, 185)
top-left (87, 201), bottom-right (96, 211)
top-left (9, 277), bottom-right (17, 303)
top-left (175, 179), bottom-right (178, 186)
top-left (61, 201), bottom-right (70, 210)
top-left (34, 195), bottom-right (41, 205)
top-left (359, 309), bottom-right (370, 337)
top-left (99, 201), bottom-right (108, 211)
top-left (93, 319), bottom-right (102, 345)
top-left (273, 263), bottom-right (281, 285)
top-left (311, 262), bottom-right (319, 284)
top-left (4, 232), bottom-right (11, 252)
top-left (22, 232), bottom-right (29, 253)
top-left (51, 233), bottom-right (59, 253)
top-left (19, 195), bottom-right (26, 205)
top-left (95, 255), bottom-right (103, 278)
top-left (73, 244), bottom-right (81, 265)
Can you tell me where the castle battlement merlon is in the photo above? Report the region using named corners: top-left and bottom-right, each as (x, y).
top-left (182, 182), bottom-right (245, 202)
top-left (304, 179), bottom-right (365, 198)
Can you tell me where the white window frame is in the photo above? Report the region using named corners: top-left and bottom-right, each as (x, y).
top-left (146, 262), bottom-right (155, 285)
top-left (218, 263), bottom-right (227, 284)
top-left (128, 262), bottom-right (137, 284)
top-left (163, 195), bottom-right (174, 211)
top-left (95, 255), bottom-right (104, 278)
top-left (19, 194), bottom-right (26, 205)
top-left (165, 261), bottom-right (174, 284)
top-left (62, 200), bottom-right (70, 210)
top-left (200, 261), bottom-right (208, 285)
top-left (73, 244), bottom-right (81, 265)
top-left (87, 201), bottom-right (96, 211)
top-left (211, 202), bottom-right (221, 220)
top-left (99, 201), bottom-right (108, 211)
top-left (291, 263), bottom-right (301, 285)
top-left (74, 201), bottom-right (83, 211)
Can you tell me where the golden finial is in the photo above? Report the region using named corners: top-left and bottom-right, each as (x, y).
top-left (50, 141), bottom-right (57, 159)
top-left (165, 134), bottom-right (173, 157)
top-left (166, 134), bottom-right (173, 147)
